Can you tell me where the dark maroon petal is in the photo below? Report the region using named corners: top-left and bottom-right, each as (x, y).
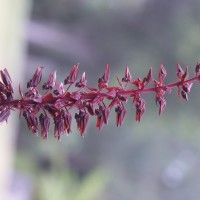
top-left (122, 66), bottom-right (132, 83)
top-left (0, 81), bottom-right (5, 92)
top-left (181, 90), bottom-right (188, 101)
top-left (156, 96), bottom-right (166, 115)
top-left (44, 105), bottom-right (59, 118)
top-left (85, 103), bottom-right (95, 116)
top-left (115, 106), bottom-right (127, 127)
top-left (195, 62), bottom-right (200, 77)
top-left (0, 107), bottom-right (10, 123)
top-left (135, 98), bottom-right (146, 122)
top-left (182, 83), bottom-right (193, 93)
top-left (0, 69), bottom-right (13, 99)
top-left (23, 110), bottom-right (38, 134)
top-left (27, 66), bottom-right (43, 88)
top-left (98, 64), bottom-right (110, 89)
top-left (118, 95), bottom-right (128, 102)
top-left (0, 68), bottom-right (12, 87)
top-left (95, 108), bottom-right (104, 131)
top-left (75, 111), bottom-right (89, 136)
top-left (75, 72), bottom-right (87, 88)
top-left (54, 116), bottom-right (65, 140)
top-left (146, 67), bottom-right (153, 83)
top-left (177, 64), bottom-right (184, 80)
top-left (53, 82), bottom-right (65, 96)
top-left (42, 71), bottom-right (56, 90)
top-left (103, 64), bottom-right (110, 83)
top-left (39, 113), bottom-right (50, 139)
top-left (182, 66), bottom-right (189, 81)
top-left (102, 107), bottom-right (110, 124)
top-left (82, 112), bottom-right (89, 134)
top-left (64, 64), bottom-right (79, 85)
top-left (159, 64), bottom-right (167, 83)
top-left (62, 110), bottom-right (72, 133)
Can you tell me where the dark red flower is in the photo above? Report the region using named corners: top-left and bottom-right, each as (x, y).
top-left (42, 71), bottom-right (56, 90)
top-left (115, 105), bottom-right (127, 127)
top-left (53, 82), bottom-right (65, 96)
top-left (159, 64), bottom-right (167, 84)
top-left (27, 66), bottom-right (43, 88)
top-left (44, 105), bottom-right (59, 118)
top-left (182, 83), bottom-right (193, 93)
top-left (64, 63), bottom-right (79, 85)
top-left (0, 68), bottom-right (13, 100)
top-left (95, 106), bottom-right (110, 131)
top-left (0, 106), bottom-right (10, 123)
top-left (61, 110), bottom-right (72, 134)
top-left (0, 68), bottom-right (12, 87)
top-left (54, 115), bottom-right (64, 140)
top-left (195, 62), bottom-right (200, 77)
top-left (142, 68), bottom-right (153, 88)
top-left (181, 90), bottom-right (188, 101)
top-left (75, 110), bottom-right (89, 136)
top-left (177, 64), bottom-right (184, 81)
top-left (156, 96), bottom-right (166, 115)
top-left (122, 66), bottom-right (132, 83)
top-left (98, 64), bottom-right (110, 89)
top-left (135, 97), bottom-right (146, 122)
top-left (182, 66), bottom-right (189, 81)
top-left (39, 113), bottom-right (50, 139)
top-left (75, 72), bottom-right (87, 88)
top-left (85, 102), bottom-right (95, 115)
top-left (23, 109), bottom-right (38, 135)
top-left (95, 108), bottom-right (104, 131)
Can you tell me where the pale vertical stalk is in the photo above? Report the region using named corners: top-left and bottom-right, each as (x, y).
top-left (0, 0), bottom-right (31, 199)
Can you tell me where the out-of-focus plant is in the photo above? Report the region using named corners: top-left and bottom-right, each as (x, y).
top-left (36, 168), bottom-right (107, 200)
top-left (0, 63), bottom-right (199, 139)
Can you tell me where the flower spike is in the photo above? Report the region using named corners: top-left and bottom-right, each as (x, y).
top-left (0, 62), bottom-right (199, 140)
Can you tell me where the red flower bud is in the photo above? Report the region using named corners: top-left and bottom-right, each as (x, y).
top-left (39, 113), bottom-right (50, 139)
top-left (0, 68), bottom-right (12, 87)
top-left (156, 96), bottom-right (166, 115)
top-left (95, 106), bottom-right (110, 131)
top-left (182, 83), bottom-right (193, 93)
top-left (181, 90), bottom-right (188, 101)
top-left (42, 71), bottom-right (56, 90)
top-left (159, 64), bottom-right (167, 84)
top-left (122, 66), bottom-right (132, 83)
top-left (182, 66), bottom-right (189, 81)
top-left (64, 63), bottom-right (79, 85)
top-left (195, 62), bottom-right (200, 77)
top-left (75, 111), bottom-right (89, 136)
top-left (135, 97), bottom-right (146, 122)
top-left (62, 110), bottom-right (72, 134)
top-left (75, 72), bottom-right (87, 88)
top-left (53, 82), bottom-right (65, 96)
top-left (0, 106), bottom-right (10, 123)
top-left (23, 110), bottom-right (38, 135)
top-left (177, 64), bottom-right (184, 81)
top-left (115, 106), bottom-right (127, 127)
top-left (27, 66), bottom-right (43, 88)
top-left (98, 64), bottom-right (110, 89)
top-left (54, 115), bottom-right (64, 140)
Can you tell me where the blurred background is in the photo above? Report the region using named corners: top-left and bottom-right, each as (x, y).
top-left (1, 0), bottom-right (200, 199)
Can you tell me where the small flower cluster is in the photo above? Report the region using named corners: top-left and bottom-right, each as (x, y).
top-left (0, 63), bottom-right (199, 140)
